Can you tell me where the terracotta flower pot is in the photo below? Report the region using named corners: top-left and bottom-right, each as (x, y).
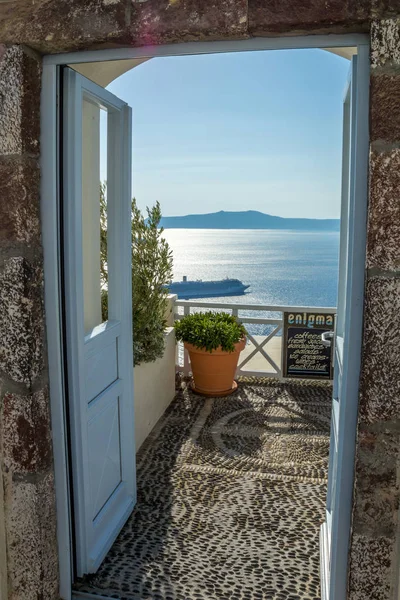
top-left (185, 337), bottom-right (246, 397)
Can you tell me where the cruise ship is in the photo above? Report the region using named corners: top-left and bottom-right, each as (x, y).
top-left (167, 276), bottom-right (250, 299)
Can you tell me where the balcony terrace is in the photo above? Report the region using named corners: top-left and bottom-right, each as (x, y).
top-left (76, 300), bottom-right (334, 600)
top-left (76, 377), bottom-right (331, 600)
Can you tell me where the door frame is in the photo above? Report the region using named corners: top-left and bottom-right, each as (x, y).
top-left (320, 54), bottom-right (369, 600)
top-left (40, 34), bottom-right (370, 600)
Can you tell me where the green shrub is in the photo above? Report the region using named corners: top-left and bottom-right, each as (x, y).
top-left (175, 312), bottom-right (246, 353)
top-left (100, 184), bottom-right (173, 365)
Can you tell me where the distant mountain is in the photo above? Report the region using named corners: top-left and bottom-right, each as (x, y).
top-left (159, 210), bottom-right (340, 231)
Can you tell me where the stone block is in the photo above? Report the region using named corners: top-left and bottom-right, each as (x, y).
top-left (4, 471), bottom-right (58, 600)
top-left (371, 18), bottom-right (400, 68)
top-left (19, 47), bottom-right (41, 156)
top-left (248, 0), bottom-right (370, 34)
top-left (352, 427), bottom-right (399, 536)
top-left (348, 534), bottom-right (394, 600)
top-left (0, 46), bottom-right (23, 155)
top-left (0, 157), bottom-right (41, 247)
top-left (370, 73), bottom-right (400, 142)
top-left (0, 387), bottom-right (53, 473)
top-left (130, 0), bottom-right (248, 46)
top-left (0, 257), bottom-right (45, 386)
top-left (367, 148), bottom-right (400, 271)
top-left (3, 0), bottom-right (400, 55)
top-left (358, 277), bottom-right (400, 423)
top-left (0, 0), bottom-right (129, 53)
top-left (0, 46), bottom-right (41, 156)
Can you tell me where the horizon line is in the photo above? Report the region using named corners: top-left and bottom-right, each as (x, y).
top-left (159, 210), bottom-right (340, 221)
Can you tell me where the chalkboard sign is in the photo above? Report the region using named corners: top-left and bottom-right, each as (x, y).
top-left (283, 311), bottom-right (335, 380)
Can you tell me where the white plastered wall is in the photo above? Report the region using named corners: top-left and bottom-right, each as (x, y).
top-left (133, 327), bottom-right (176, 451)
top-left (72, 58), bottom-right (149, 87)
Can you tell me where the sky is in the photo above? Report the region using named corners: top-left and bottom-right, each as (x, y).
top-left (105, 49), bottom-right (350, 219)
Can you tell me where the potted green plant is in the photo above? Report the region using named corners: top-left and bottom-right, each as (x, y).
top-left (175, 311), bottom-right (246, 396)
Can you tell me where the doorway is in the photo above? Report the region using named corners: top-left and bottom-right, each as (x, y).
top-left (40, 35), bottom-right (369, 600)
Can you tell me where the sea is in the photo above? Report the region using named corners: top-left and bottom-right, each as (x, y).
top-left (163, 229), bottom-right (339, 336)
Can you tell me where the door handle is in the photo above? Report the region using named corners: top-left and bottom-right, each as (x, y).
top-left (321, 331), bottom-right (334, 347)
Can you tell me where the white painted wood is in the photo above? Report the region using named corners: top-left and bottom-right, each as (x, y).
top-left (175, 300), bottom-right (337, 313)
top-left (84, 321), bottom-right (121, 353)
top-left (320, 58), bottom-right (355, 600)
top-left (320, 522), bottom-right (330, 600)
top-left (85, 335), bottom-right (118, 402)
top-left (238, 327), bottom-right (282, 375)
top-left (40, 63), bottom-right (73, 600)
top-left (321, 46), bottom-right (370, 600)
top-left (235, 317), bottom-right (282, 326)
top-left (88, 381), bottom-right (122, 516)
top-left (183, 304), bottom-right (191, 375)
top-left (43, 34), bottom-right (369, 66)
top-left (63, 68), bottom-right (136, 576)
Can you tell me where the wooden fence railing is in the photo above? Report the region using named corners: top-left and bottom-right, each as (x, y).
top-left (173, 299), bottom-right (336, 379)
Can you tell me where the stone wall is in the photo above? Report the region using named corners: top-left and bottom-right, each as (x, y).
top-left (347, 17), bottom-right (400, 600)
top-left (0, 2), bottom-right (399, 600)
top-left (0, 0), bottom-right (396, 54)
top-left (0, 46), bottom-right (59, 600)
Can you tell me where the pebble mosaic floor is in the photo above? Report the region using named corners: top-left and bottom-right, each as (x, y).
top-left (76, 377), bottom-right (332, 600)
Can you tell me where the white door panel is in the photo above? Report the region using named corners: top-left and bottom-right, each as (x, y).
top-left (320, 49), bottom-right (369, 600)
top-left (84, 323), bottom-right (120, 403)
top-left (88, 385), bottom-right (122, 517)
top-left (63, 68), bottom-right (136, 576)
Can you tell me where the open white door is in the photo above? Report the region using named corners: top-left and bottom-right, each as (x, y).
top-left (320, 52), bottom-right (369, 600)
top-left (63, 68), bottom-right (136, 576)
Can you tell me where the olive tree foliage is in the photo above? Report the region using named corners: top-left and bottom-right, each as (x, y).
top-left (100, 182), bottom-right (173, 365)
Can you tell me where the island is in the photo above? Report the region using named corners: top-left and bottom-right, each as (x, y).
top-left (159, 210), bottom-right (340, 231)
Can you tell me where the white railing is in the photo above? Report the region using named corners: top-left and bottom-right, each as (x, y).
top-left (173, 299), bottom-right (337, 379)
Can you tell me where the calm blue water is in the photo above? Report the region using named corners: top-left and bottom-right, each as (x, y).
top-left (163, 229), bottom-right (339, 335)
